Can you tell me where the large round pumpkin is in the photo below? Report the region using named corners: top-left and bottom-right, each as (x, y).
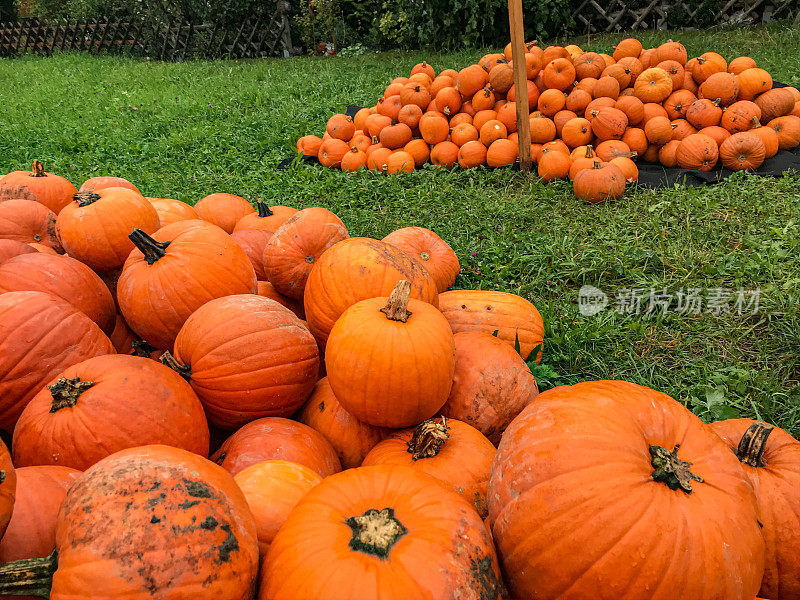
top-left (676, 133), bottom-right (720, 171)
top-left (303, 237), bottom-right (439, 346)
top-left (325, 280), bottom-right (455, 428)
top-left (212, 417), bottom-right (342, 478)
top-left (0, 253), bottom-right (116, 334)
top-left (0, 199), bottom-right (62, 251)
top-left (298, 377), bottom-right (386, 469)
top-left (117, 220), bottom-right (257, 350)
top-left (12, 354), bottom-right (210, 470)
top-left (442, 331), bottom-right (538, 444)
top-left (0, 465), bottom-right (82, 563)
top-left (382, 226), bottom-right (460, 293)
top-left (0, 291), bottom-right (114, 433)
top-left (234, 460), bottom-right (322, 559)
top-left (263, 207), bottom-right (349, 300)
top-left (194, 192), bottom-right (255, 233)
top-left (79, 176), bottom-right (141, 194)
top-left (710, 419), bottom-right (799, 600)
top-left (169, 294), bottom-right (319, 429)
top-left (0, 160), bottom-right (77, 213)
top-left (56, 188), bottom-right (160, 273)
top-left (233, 201), bottom-right (298, 233)
top-left (0, 439), bottom-right (14, 540)
top-left (362, 418), bottom-right (495, 518)
top-left (437, 289), bottom-right (544, 361)
top-left (488, 380), bottom-right (765, 600)
top-left (146, 197), bottom-right (198, 227)
top-left (259, 465), bottom-right (504, 600)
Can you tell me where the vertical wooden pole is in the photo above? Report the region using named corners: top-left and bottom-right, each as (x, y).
top-left (507, 0), bottom-right (532, 173)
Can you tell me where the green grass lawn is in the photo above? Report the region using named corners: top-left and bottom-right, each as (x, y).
top-left (1, 22), bottom-right (798, 434)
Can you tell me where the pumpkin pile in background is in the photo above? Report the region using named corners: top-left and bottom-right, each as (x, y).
top-left (298, 37), bottom-right (800, 202)
top-left (0, 164), bottom-right (798, 600)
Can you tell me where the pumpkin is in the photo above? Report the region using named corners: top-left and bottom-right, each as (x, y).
top-left (212, 417), bottom-right (341, 477)
top-left (0, 160), bottom-right (77, 213)
top-left (230, 228), bottom-right (272, 280)
top-left (0, 239), bottom-right (37, 264)
top-left (411, 61), bottom-right (435, 79)
top-left (710, 420), bottom-right (799, 600)
top-left (326, 113), bottom-right (356, 141)
top-left (642, 101), bottom-right (669, 122)
top-left (750, 117), bottom-right (780, 158)
top-left (615, 95), bottom-right (645, 125)
top-left (478, 119), bottom-right (507, 146)
top-left (298, 377), bottom-right (385, 469)
top-left (56, 188), bottom-right (160, 273)
top-left (296, 134), bottom-right (324, 157)
top-left (438, 289), bottom-right (544, 362)
top-left (612, 38), bottom-right (642, 61)
top-left (456, 64), bottom-right (488, 97)
top-left (553, 110), bottom-right (578, 138)
top-left (728, 56), bottom-right (757, 74)
top-left (676, 133), bottom-right (720, 170)
top-left (537, 148), bottom-right (572, 181)
top-left (754, 88), bottom-right (796, 123)
top-left (560, 117), bottom-right (593, 148)
top-left (13, 354), bottom-right (209, 470)
top-left (435, 86), bottom-right (462, 116)
top-left (0, 199), bottom-right (61, 251)
top-left (574, 52), bottom-right (606, 79)
top-left (595, 140), bottom-right (632, 162)
top-left (404, 139), bottom-right (431, 168)
top-left (167, 294), bottom-right (319, 429)
top-left (719, 132), bottom-right (766, 171)
top-left (117, 221), bottom-right (257, 350)
top-left (0, 439), bottom-right (13, 540)
top-left (528, 113), bottom-right (556, 144)
top-left (655, 40), bottom-right (688, 65)
top-left (691, 54), bottom-right (726, 84)
top-left (641, 143), bottom-right (661, 163)
top-left (193, 192), bottom-right (255, 234)
top-left (639, 48), bottom-right (657, 69)
top-left (451, 122), bottom-right (480, 147)
top-left (398, 103), bottom-right (423, 130)
top-left (400, 83), bottom-right (432, 109)
top-left (146, 197), bottom-right (198, 227)
top-left (441, 331), bottom-right (538, 445)
top-left (573, 161), bottom-right (626, 203)
top-left (0, 253), bottom-right (116, 334)
top-left (318, 138), bottom-right (350, 169)
top-left (387, 150), bottom-right (416, 174)
top-left (326, 280), bottom-right (455, 428)
top-left (658, 139), bottom-right (682, 167)
top-left (590, 107), bottom-right (629, 141)
top-left (576, 77), bottom-right (598, 96)
top-left (418, 113), bottom-right (449, 144)
top-left (234, 201), bottom-right (297, 232)
top-left (365, 113), bottom-right (392, 138)
top-left (542, 45), bottom-right (570, 65)
top-left (569, 149), bottom-right (601, 180)
top-left (379, 122), bottom-right (412, 150)
top-left (382, 226), bottom-right (460, 293)
top-left (234, 460), bottom-right (322, 559)
top-left (769, 115), bottom-right (800, 150)
top-left (670, 118), bottom-right (698, 141)
top-left (259, 465), bottom-right (504, 600)
top-left (736, 67), bottom-right (773, 101)
top-left (507, 80), bottom-right (539, 111)
top-left (366, 147), bottom-right (392, 172)
top-left (644, 115), bottom-right (675, 145)
top-left (0, 291), bottom-right (114, 433)
top-left (0, 465), bottom-right (81, 563)
top-left (634, 68), bottom-right (673, 103)
top-left (699, 125), bottom-right (732, 146)
top-left (488, 381), bottom-right (765, 600)
top-left (362, 417), bottom-right (495, 518)
top-left (488, 63), bottom-right (514, 94)
top-left (537, 88), bottom-right (567, 116)
top-left (686, 98), bottom-right (723, 128)
top-left (471, 87), bottom-right (495, 113)
top-left (377, 96), bottom-right (403, 121)
top-left (610, 156), bottom-right (639, 181)
top-left (721, 100), bottom-right (761, 133)
top-left (542, 58), bottom-right (576, 91)
top-left (621, 127), bottom-right (648, 154)
top-left (339, 147), bottom-right (367, 172)
top-left (655, 60), bottom-right (684, 89)
top-left (698, 72), bottom-right (739, 106)
top-left (256, 281), bottom-right (305, 319)
top-left (495, 103), bottom-right (518, 133)
top-left (566, 88), bottom-right (593, 114)
top-left (664, 89), bottom-right (697, 120)
top-left (617, 56), bottom-right (644, 81)
top-left (263, 207), bottom-right (348, 300)
top-left (429, 75), bottom-right (455, 98)
top-left (430, 141), bottom-right (460, 168)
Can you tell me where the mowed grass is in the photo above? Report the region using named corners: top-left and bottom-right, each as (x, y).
top-left (0, 22), bottom-right (798, 433)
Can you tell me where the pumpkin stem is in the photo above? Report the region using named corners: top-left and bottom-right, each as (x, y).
top-left (406, 416), bottom-right (449, 460)
top-left (255, 201), bottom-right (274, 218)
top-left (30, 160), bottom-right (46, 177)
top-left (345, 508), bottom-right (408, 559)
top-left (160, 351), bottom-right (192, 381)
top-left (380, 280), bottom-right (413, 322)
top-left (584, 144), bottom-right (594, 158)
top-left (751, 116), bottom-right (762, 128)
top-left (131, 338), bottom-right (158, 357)
top-left (0, 549), bottom-right (57, 598)
top-left (736, 421), bottom-right (774, 468)
top-left (649, 444), bottom-right (704, 493)
top-left (73, 191), bottom-right (100, 207)
top-left (48, 377), bottom-right (96, 412)
top-left (129, 229), bottom-right (170, 264)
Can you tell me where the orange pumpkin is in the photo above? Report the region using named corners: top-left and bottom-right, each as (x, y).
top-left (340, 147), bottom-right (368, 172)
top-left (615, 95), bottom-right (645, 125)
top-left (430, 141), bottom-right (460, 168)
top-left (655, 40), bottom-right (688, 65)
top-left (456, 64), bottom-right (488, 97)
top-left (736, 67), bottom-right (773, 101)
top-left (676, 133), bottom-right (720, 171)
top-left (721, 100), bottom-right (761, 133)
top-left (561, 117), bottom-right (594, 148)
top-left (195, 192), bottom-right (256, 233)
top-left (621, 127), bottom-right (648, 154)
top-left (489, 63), bottom-right (515, 93)
top-left (451, 122), bottom-right (479, 147)
top-left (0, 439), bottom-right (14, 539)
top-left (418, 113), bottom-right (449, 144)
top-left (590, 107), bottom-right (629, 141)
top-left (719, 132), bottom-right (766, 171)
top-left (750, 118), bottom-right (780, 158)
top-left (234, 201), bottom-right (297, 233)
top-left (573, 161), bottom-right (626, 203)
top-left (382, 226), bottom-right (460, 293)
top-left (326, 113), bottom-right (356, 141)
top-left (537, 88), bottom-right (567, 116)
top-left (0, 199), bottom-right (61, 252)
top-left (664, 89), bottom-right (697, 120)
top-left (0, 160), bottom-right (77, 213)
top-left (458, 139), bottom-right (488, 168)
top-left (699, 125), bottom-right (732, 147)
top-left (399, 83), bottom-right (432, 109)
top-left (542, 58), bottom-right (576, 91)
top-left (691, 54), bottom-right (726, 84)
top-left (610, 156), bottom-right (639, 181)
top-left (671, 118), bottom-right (698, 141)
top-left (634, 68), bottom-right (673, 103)
top-left (686, 98), bottom-right (723, 128)
top-left (566, 88), bottom-right (593, 114)
top-left (754, 87), bottom-right (796, 123)
top-left (612, 38), bottom-right (642, 61)
top-left (644, 115), bottom-right (675, 145)
top-left (507, 80), bottom-right (540, 111)
top-left (318, 138), bottom-right (350, 169)
top-left (595, 140), bottom-right (632, 162)
top-left (487, 138), bottom-right (518, 167)
top-left (147, 197), bottom-right (199, 228)
top-left (699, 72), bottom-right (739, 106)
top-left (529, 113), bottom-right (557, 144)
top-left (537, 148), bottom-right (572, 181)
top-left (593, 75), bottom-right (621, 100)
top-left (479, 119), bottom-right (507, 146)
top-left (658, 139), bottom-right (682, 167)
top-left (768, 115), bottom-right (800, 150)
top-left (230, 228), bottom-right (272, 280)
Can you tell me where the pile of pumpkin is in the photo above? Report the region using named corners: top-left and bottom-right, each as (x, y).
top-left (0, 164), bottom-right (798, 600)
top-left (297, 38), bottom-right (800, 202)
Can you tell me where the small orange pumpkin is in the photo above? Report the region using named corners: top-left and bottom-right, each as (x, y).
top-left (676, 133), bottom-right (720, 171)
top-left (573, 161), bottom-right (626, 203)
top-left (719, 132), bottom-right (766, 171)
top-left (634, 68), bottom-right (673, 103)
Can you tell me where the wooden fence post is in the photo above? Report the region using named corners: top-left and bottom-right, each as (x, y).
top-left (507, 0), bottom-right (532, 173)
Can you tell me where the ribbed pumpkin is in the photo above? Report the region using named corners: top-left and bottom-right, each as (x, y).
top-left (56, 188), bottom-right (160, 273)
top-left (442, 331), bottom-right (537, 445)
top-left (676, 133), bottom-right (720, 171)
top-left (194, 192), bottom-right (255, 234)
top-left (326, 280), bottom-right (455, 428)
top-left (769, 115), bottom-right (800, 150)
top-left (263, 207), bottom-right (349, 300)
top-left (0, 160), bottom-right (77, 213)
top-left (382, 226), bottom-right (460, 293)
top-left (750, 117), bottom-right (780, 158)
top-left (0, 439), bottom-right (13, 539)
top-left (0, 199), bottom-right (61, 251)
top-left (537, 149), bottom-right (572, 181)
top-left (0, 252), bottom-right (116, 334)
top-left (488, 380), bottom-right (765, 600)
top-left (719, 132), bottom-right (766, 171)
top-left (710, 419), bottom-right (799, 600)
top-left (233, 201), bottom-right (298, 232)
top-left (234, 460), bottom-right (322, 560)
top-left (487, 138), bottom-right (518, 167)
top-left (230, 228), bottom-right (272, 280)
top-left (590, 107), bottom-right (628, 141)
top-left (168, 294), bottom-right (319, 429)
top-left (212, 417), bottom-right (341, 477)
top-left (117, 221), bottom-right (257, 350)
top-left (12, 354), bottom-right (209, 470)
top-left (0, 291), bottom-right (114, 433)
top-left (298, 377), bottom-right (386, 469)
top-left (296, 134), bottom-right (323, 157)
top-left (699, 72), bottom-right (739, 106)
top-left (146, 197), bottom-right (198, 227)
top-left (9, 445), bottom-right (257, 599)
top-left (754, 88), bottom-right (796, 123)
top-left (79, 176), bottom-right (140, 194)
top-left (0, 465), bottom-right (81, 563)
top-left (256, 281), bottom-right (305, 319)
top-left (573, 161), bottom-right (626, 203)
top-left (259, 465), bottom-right (504, 600)
top-left (686, 98), bottom-right (723, 128)
top-left (721, 100), bottom-right (761, 133)
top-left (737, 67), bottom-right (773, 101)
top-left (362, 418), bottom-right (495, 518)
top-left (303, 237), bottom-right (439, 346)
top-left (634, 68), bottom-right (673, 103)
